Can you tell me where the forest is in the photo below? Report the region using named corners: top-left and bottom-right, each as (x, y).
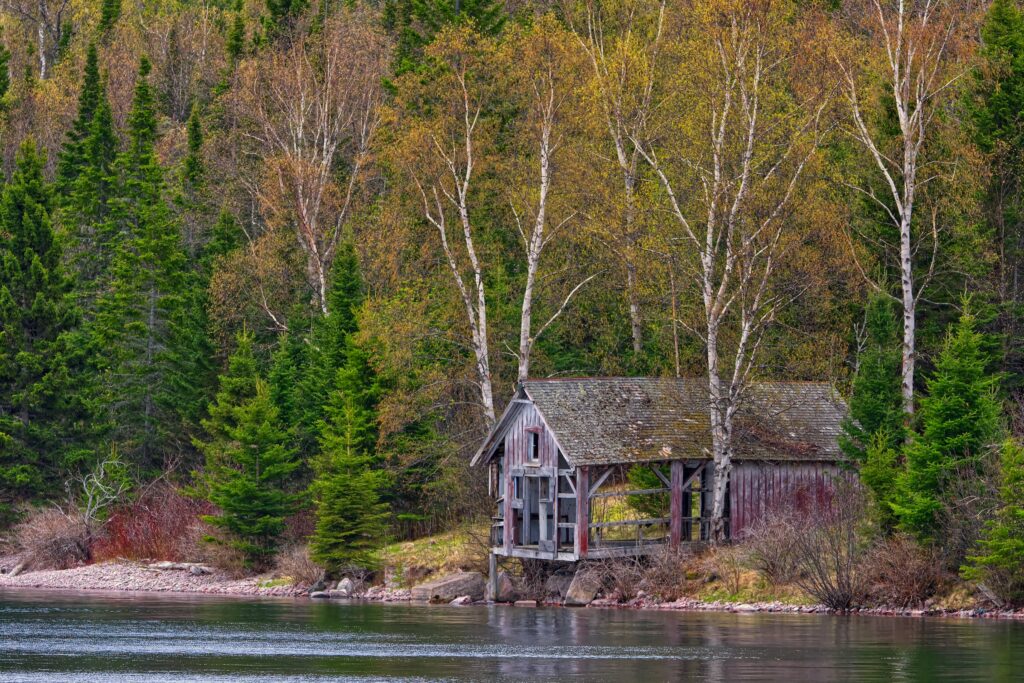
top-left (1, 0), bottom-right (1024, 606)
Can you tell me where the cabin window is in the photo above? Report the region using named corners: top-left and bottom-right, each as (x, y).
top-left (527, 431), bottom-right (540, 464)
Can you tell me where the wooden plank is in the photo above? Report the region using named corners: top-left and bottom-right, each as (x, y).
top-left (590, 487), bottom-right (669, 499)
top-left (651, 463), bottom-right (672, 488)
top-left (670, 460), bottom-right (684, 546)
top-left (588, 517), bottom-right (670, 529)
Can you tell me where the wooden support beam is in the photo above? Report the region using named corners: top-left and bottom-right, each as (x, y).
top-left (651, 463), bottom-right (672, 488)
top-left (670, 460), bottom-right (684, 546)
top-left (576, 466), bottom-right (589, 557)
top-left (588, 466), bottom-right (615, 497)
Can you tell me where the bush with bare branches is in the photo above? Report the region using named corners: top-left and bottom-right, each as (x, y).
top-left (13, 507), bottom-right (90, 570)
top-left (741, 507), bottom-right (802, 585)
top-left (789, 482), bottom-right (871, 610)
top-left (91, 484), bottom-right (212, 562)
top-left (275, 545), bottom-right (326, 587)
top-left (863, 534), bottom-right (944, 608)
top-left (639, 547), bottom-right (690, 602)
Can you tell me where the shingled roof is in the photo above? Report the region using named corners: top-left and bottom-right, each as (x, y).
top-left (473, 378), bottom-right (848, 467)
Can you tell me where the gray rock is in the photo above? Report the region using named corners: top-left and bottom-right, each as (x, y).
top-left (544, 574), bottom-right (573, 602)
top-left (411, 572), bottom-right (485, 603)
top-left (337, 577), bottom-right (354, 596)
top-left (515, 599), bottom-right (538, 607)
top-left (486, 571), bottom-right (517, 603)
top-left (449, 595), bottom-right (473, 606)
top-left (9, 562), bottom-right (25, 577)
top-left (564, 570), bottom-right (602, 607)
top-left (309, 591), bottom-right (330, 599)
top-left (189, 565), bottom-right (209, 576)
top-left (734, 603), bottom-right (757, 612)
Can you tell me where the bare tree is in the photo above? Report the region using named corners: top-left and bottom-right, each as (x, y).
top-left (234, 10), bottom-right (387, 315)
top-left (3, 0), bottom-right (70, 79)
top-left (834, 0), bottom-right (969, 414)
top-left (634, 0), bottom-right (827, 540)
top-left (509, 17), bottom-right (596, 383)
top-left (568, 0), bottom-right (666, 356)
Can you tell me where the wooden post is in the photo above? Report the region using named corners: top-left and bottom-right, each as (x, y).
top-left (670, 460), bottom-right (684, 546)
top-left (575, 466), bottom-right (589, 558)
top-left (488, 550), bottom-right (498, 601)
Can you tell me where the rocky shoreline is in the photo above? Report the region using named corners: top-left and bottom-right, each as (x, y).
top-left (3, 559), bottom-right (1024, 620)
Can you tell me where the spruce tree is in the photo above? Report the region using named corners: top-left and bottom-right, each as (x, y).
top-left (199, 381), bottom-right (298, 569)
top-left (63, 81), bottom-right (118, 305)
top-left (0, 140), bottom-right (91, 518)
top-left (91, 57), bottom-right (192, 470)
top-left (964, 439), bottom-right (1024, 606)
top-left (0, 42), bottom-right (12, 102)
top-left (385, 0), bottom-right (505, 75)
top-left (226, 4), bottom-right (246, 67)
top-left (99, 0), bottom-right (122, 33)
top-left (894, 304), bottom-right (1004, 542)
top-left (840, 293), bottom-right (906, 462)
top-left (56, 44), bottom-right (101, 195)
top-left (309, 362), bottom-right (389, 573)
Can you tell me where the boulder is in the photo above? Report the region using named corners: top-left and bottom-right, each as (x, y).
top-left (309, 591), bottom-right (330, 599)
top-left (411, 571), bottom-right (485, 603)
top-left (564, 570), bottom-right (602, 607)
top-left (449, 595), bottom-right (473, 606)
top-left (8, 562), bottom-right (26, 577)
top-left (485, 571), bottom-right (517, 603)
top-left (543, 574), bottom-right (573, 602)
top-left (515, 599), bottom-right (538, 607)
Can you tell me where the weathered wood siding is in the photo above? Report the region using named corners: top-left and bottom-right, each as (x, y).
top-left (502, 403), bottom-right (558, 470)
top-left (728, 461), bottom-right (844, 538)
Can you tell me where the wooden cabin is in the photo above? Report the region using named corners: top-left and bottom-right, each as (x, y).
top-left (472, 378), bottom-right (848, 563)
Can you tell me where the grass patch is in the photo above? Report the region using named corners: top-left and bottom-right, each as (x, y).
top-left (378, 525), bottom-right (489, 587)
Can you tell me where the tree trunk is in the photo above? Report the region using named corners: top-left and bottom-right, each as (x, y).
top-left (900, 213), bottom-right (915, 415)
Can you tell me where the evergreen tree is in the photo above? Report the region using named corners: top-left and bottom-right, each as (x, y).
top-left (198, 380), bottom-right (298, 568)
top-left (309, 361), bottom-right (389, 572)
top-left (840, 293), bottom-right (906, 462)
top-left (90, 57), bottom-right (192, 470)
top-left (99, 0), bottom-right (122, 33)
top-left (56, 44), bottom-right (102, 195)
top-left (181, 107), bottom-right (205, 193)
top-left (970, 0), bottom-right (1024, 378)
top-left (0, 42), bottom-right (11, 102)
top-left (226, 3), bottom-right (246, 67)
top-left (894, 303), bottom-right (1004, 542)
top-left (63, 81), bottom-right (118, 304)
top-left (384, 0), bottom-right (505, 75)
top-left (265, 0), bottom-right (308, 37)
top-left (861, 431), bottom-right (902, 532)
top-left (964, 439), bottom-right (1024, 606)
top-left (0, 140), bottom-right (91, 518)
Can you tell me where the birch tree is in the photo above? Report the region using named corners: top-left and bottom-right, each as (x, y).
top-left (635, 0), bottom-right (827, 540)
top-left (507, 17), bottom-right (595, 384)
top-left (234, 10), bottom-right (387, 316)
top-left (2, 0), bottom-right (70, 79)
top-left (834, 0), bottom-right (969, 415)
top-left (568, 0), bottom-right (666, 356)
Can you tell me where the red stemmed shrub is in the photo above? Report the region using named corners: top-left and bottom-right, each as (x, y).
top-left (91, 485), bottom-right (213, 562)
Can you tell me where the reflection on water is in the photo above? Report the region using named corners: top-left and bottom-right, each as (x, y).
top-left (0, 589), bottom-right (1022, 681)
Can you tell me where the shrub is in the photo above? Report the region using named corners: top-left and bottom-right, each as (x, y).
top-left (639, 547), bottom-right (690, 602)
top-left (741, 508), bottom-right (800, 585)
top-left (594, 557), bottom-right (644, 602)
top-left (91, 485), bottom-right (212, 562)
top-left (13, 507), bottom-right (90, 570)
top-left (275, 544), bottom-right (325, 587)
top-left (863, 534), bottom-right (944, 608)
top-left (963, 440), bottom-right (1024, 607)
top-left (790, 482), bottom-right (871, 610)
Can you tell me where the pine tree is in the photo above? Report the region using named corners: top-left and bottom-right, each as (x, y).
top-left (385, 0), bottom-right (505, 75)
top-left (63, 81), bottom-right (118, 305)
top-left (198, 379), bottom-right (298, 569)
top-left (0, 42), bottom-right (12, 102)
top-left (56, 44), bottom-right (102, 196)
top-left (964, 439), bottom-right (1024, 606)
top-left (894, 303), bottom-right (1004, 542)
top-left (0, 140), bottom-right (92, 518)
top-left (226, 3), bottom-right (246, 67)
top-left (840, 293), bottom-right (906, 462)
top-left (99, 0), bottom-right (122, 33)
top-left (90, 57), bottom-right (192, 470)
top-left (309, 362), bottom-right (389, 573)
top-left (181, 107), bottom-right (205, 193)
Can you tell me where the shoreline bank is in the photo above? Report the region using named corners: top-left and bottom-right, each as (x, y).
top-left (3, 558), bottom-right (1024, 621)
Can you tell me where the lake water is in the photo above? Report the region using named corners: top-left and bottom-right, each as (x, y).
top-left (0, 590), bottom-right (1022, 682)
